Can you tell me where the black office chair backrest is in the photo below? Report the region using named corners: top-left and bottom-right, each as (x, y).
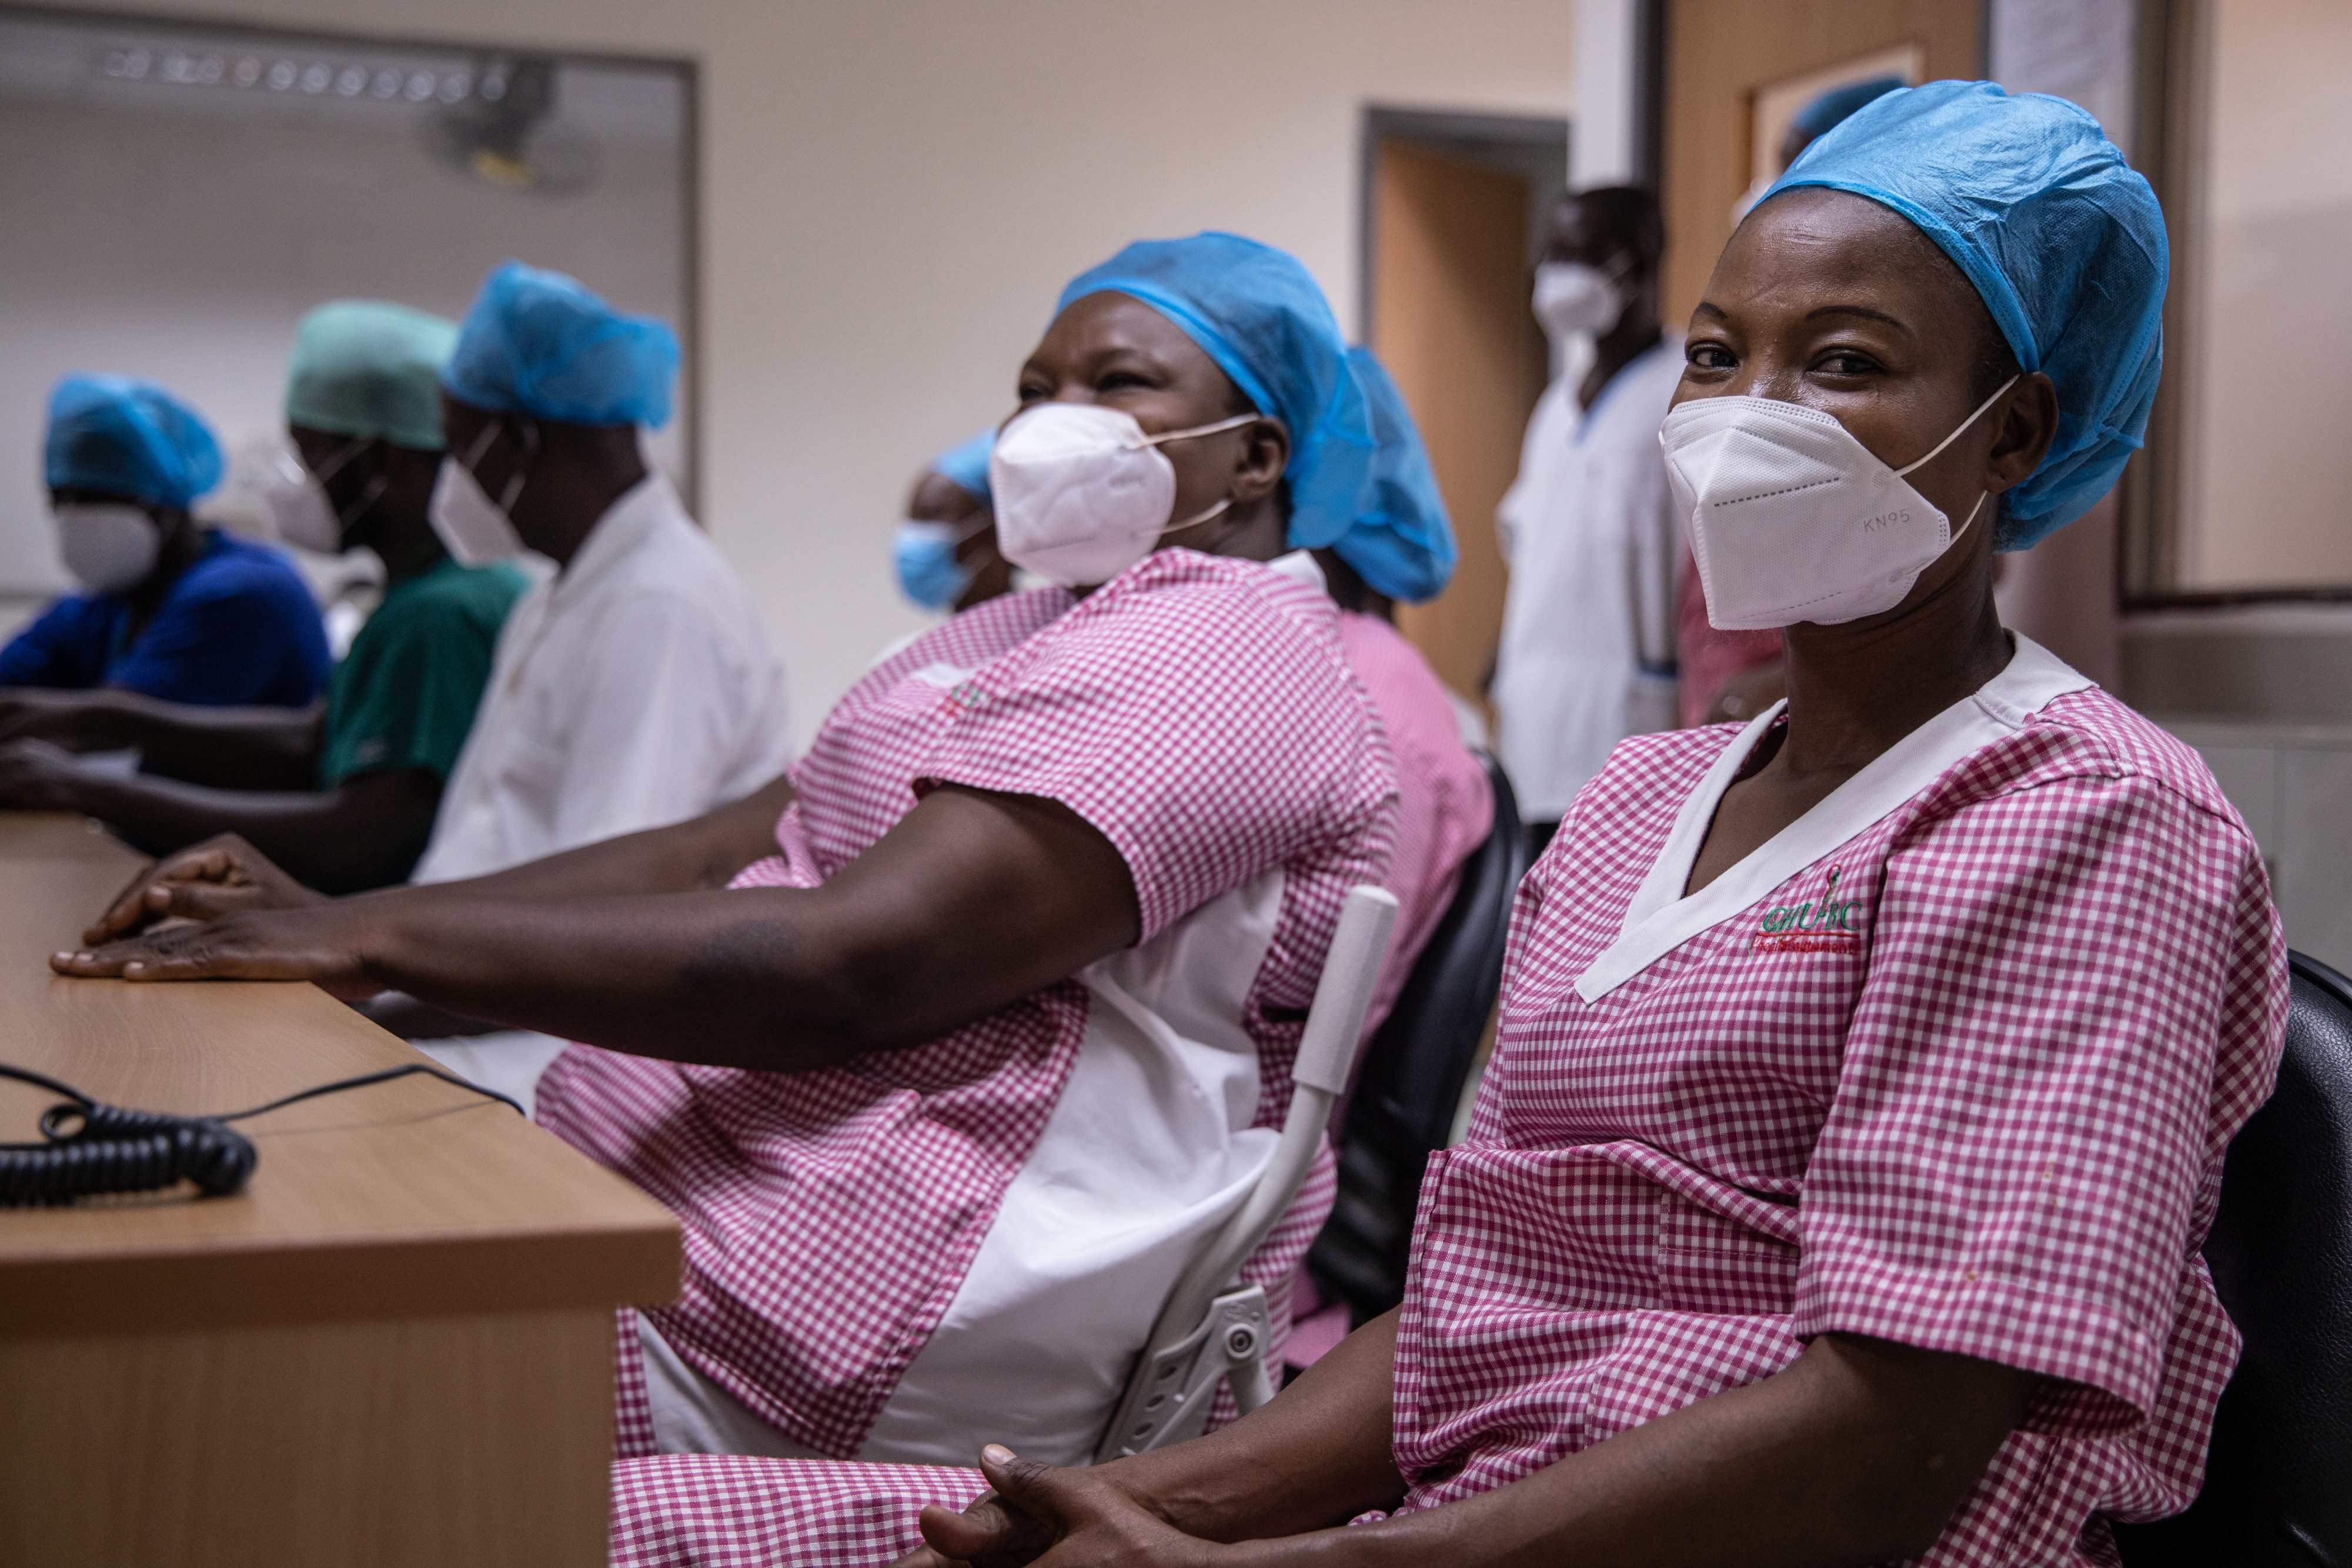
top-left (1308, 753), bottom-right (1525, 1326)
top-left (2113, 950), bottom-right (2352, 1567)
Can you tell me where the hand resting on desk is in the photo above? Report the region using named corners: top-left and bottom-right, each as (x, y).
top-left (79, 831), bottom-right (326, 945)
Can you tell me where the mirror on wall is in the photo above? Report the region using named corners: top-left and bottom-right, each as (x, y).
top-left (2132, 0), bottom-right (2352, 603)
top-left (0, 6), bottom-right (694, 618)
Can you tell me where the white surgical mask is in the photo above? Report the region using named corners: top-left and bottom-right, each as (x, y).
top-left (987, 403), bottom-right (1257, 588)
top-left (1532, 258), bottom-right (1626, 340)
top-left (428, 419), bottom-right (530, 567)
top-left (54, 502), bottom-right (161, 594)
top-left (1661, 376), bottom-right (2017, 630)
top-left (262, 442), bottom-right (382, 554)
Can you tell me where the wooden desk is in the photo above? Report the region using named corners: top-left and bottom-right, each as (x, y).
top-left (0, 814), bottom-right (680, 1567)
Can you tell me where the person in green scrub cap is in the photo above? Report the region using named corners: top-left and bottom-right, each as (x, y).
top-left (0, 300), bottom-right (528, 891)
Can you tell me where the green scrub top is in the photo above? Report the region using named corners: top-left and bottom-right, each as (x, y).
top-left (318, 557), bottom-right (529, 788)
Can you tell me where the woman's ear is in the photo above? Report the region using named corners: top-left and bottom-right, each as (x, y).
top-left (1231, 417), bottom-right (1289, 503)
top-left (1984, 371), bottom-right (2060, 497)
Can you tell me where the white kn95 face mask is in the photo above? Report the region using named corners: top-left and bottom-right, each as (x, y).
top-left (1532, 259), bottom-right (1625, 340)
top-left (53, 502), bottom-right (161, 594)
top-left (1660, 376), bottom-right (2017, 630)
top-left (428, 419), bottom-right (530, 567)
top-left (987, 402), bottom-right (1258, 588)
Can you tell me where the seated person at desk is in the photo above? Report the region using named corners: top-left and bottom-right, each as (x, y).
top-left (1, 373), bottom-right (328, 709)
top-left (0, 302), bottom-right (526, 891)
top-left (406, 258), bottom-right (793, 887)
top-left (553, 85), bottom-right (2282, 1567)
top-left (894, 428), bottom-right (1012, 614)
top-left (891, 348), bottom-right (1488, 1044)
top-left (59, 233), bottom-right (1404, 1476)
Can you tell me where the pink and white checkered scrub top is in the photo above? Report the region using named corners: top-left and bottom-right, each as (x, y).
top-left (1388, 678), bottom-right (2286, 1564)
top-left (537, 547), bottom-right (1395, 1462)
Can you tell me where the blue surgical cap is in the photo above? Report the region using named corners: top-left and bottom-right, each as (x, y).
top-left (1336, 347), bottom-right (1455, 603)
top-left (45, 373), bottom-right (223, 509)
top-left (442, 260), bottom-right (679, 429)
top-left (931, 427), bottom-right (997, 503)
top-left (286, 300), bottom-right (460, 451)
top-left (1790, 76), bottom-right (1904, 142)
top-left (1763, 80), bottom-right (2166, 549)
top-left (1055, 233), bottom-right (1376, 550)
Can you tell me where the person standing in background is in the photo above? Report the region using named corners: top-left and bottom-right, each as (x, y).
top-left (0, 302), bottom-right (526, 891)
top-left (1492, 187), bottom-right (1681, 855)
top-left (894, 428), bottom-right (1013, 613)
top-left (1686, 75), bottom-right (1904, 727)
top-left (1, 374), bottom-right (329, 708)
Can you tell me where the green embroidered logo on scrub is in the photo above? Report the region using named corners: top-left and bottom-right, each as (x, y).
top-left (1752, 867), bottom-right (1866, 955)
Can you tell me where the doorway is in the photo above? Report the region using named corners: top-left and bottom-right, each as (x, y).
top-left (1360, 108), bottom-right (1567, 724)
top-left (1658, 0), bottom-right (1982, 327)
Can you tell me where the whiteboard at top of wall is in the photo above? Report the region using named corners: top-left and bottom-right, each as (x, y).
top-left (0, 12), bottom-right (690, 599)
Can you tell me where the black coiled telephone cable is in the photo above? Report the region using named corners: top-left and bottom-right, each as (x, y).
top-left (0, 1061), bottom-right (524, 1207)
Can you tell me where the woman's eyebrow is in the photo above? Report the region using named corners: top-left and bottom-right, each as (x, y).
top-left (1806, 304), bottom-right (1912, 335)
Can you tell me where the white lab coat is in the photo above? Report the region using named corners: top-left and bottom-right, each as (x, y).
top-left (1492, 340), bottom-right (1684, 821)
top-left (413, 473), bottom-right (792, 884)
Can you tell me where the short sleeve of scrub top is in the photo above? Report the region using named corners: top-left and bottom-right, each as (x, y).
top-left (317, 557), bottom-right (529, 788)
top-left (910, 554), bottom-right (1396, 945)
top-left (1789, 765), bottom-right (2279, 1438)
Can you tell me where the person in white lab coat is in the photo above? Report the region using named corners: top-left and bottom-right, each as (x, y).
top-left (1492, 186), bottom-right (1682, 854)
top-left (391, 260), bottom-right (791, 1092)
top-left (413, 260), bottom-right (791, 884)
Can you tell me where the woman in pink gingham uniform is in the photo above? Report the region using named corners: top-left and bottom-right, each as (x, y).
top-left (55, 236), bottom-right (1412, 1473)
top-left (773, 85), bottom-right (2278, 1568)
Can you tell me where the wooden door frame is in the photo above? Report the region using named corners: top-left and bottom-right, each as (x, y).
top-left (1357, 106), bottom-right (1573, 343)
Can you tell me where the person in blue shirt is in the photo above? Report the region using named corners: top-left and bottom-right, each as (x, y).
top-left (0, 315), bottom-right (526, 891)
top-left (0, 373), bottom-right (329, 708)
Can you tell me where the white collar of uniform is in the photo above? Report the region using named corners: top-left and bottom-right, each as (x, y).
top-left (1260, 549), bottom-right (1328, 595)
top-left (1572, 633), bottom-right (2093, 1004)
top-left (550, 470), bottom-right (688, 603)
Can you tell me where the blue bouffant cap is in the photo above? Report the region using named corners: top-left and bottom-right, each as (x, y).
top-left (1763, 80), bottom-right (2167, 549)
top-left (931, 427), bottom-right (997, 503)
top-left (1335, 347), bottom-right (1454, 603)
top-left (45, 373), bottom-right (223, 508)
top-left (442, 260), bottom-right (679, 428)
top-left (1790, 76), bottom-right (1904, 141)
top-left (1056, 233), bottom-right (1377, 551)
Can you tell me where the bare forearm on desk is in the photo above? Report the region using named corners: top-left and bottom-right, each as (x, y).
top-left (0, 687), bottom-right (319, 788)
top-left (68, 785), bottom-right (1142, 1074)
top-left (72, 769), bottom-right (438, 892)
top-left (359, 773), bottom-right (800, 908)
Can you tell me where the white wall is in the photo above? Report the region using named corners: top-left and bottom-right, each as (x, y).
top-left (61, 0), bottom-right (1575, 750)
top-left (0, 81), bottom-right (687, 590)
top-left (1570, 0), bottom-right (1637, 188)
